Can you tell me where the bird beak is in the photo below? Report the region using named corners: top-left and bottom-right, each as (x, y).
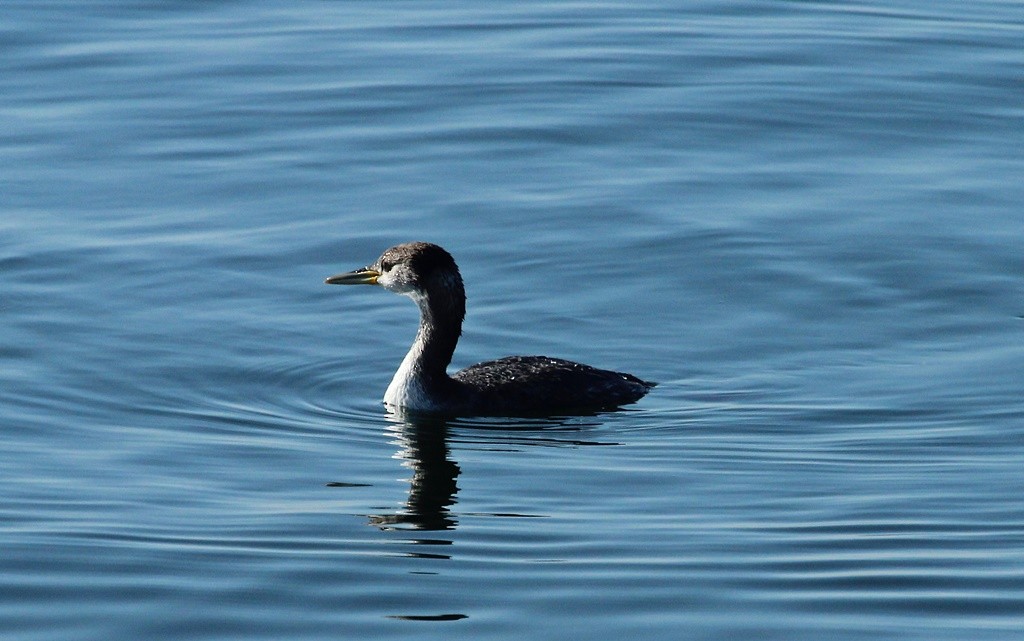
top-left (325, 267), bottom-right (381, 286)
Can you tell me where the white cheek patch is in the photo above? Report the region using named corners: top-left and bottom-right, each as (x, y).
top-left (377, 267), bottom-right (417, 295)
top-left (376, 270), bottom-right (395, 289)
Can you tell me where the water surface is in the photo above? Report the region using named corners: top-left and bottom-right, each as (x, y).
top-left (2, 1), bottom-right (1023, 639)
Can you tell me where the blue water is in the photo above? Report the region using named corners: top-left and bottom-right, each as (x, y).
top-left (3, 1), bottom-right (1023, 639)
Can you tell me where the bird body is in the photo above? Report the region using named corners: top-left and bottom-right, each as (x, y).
top-left (326, 242), bottom-right (653, 416)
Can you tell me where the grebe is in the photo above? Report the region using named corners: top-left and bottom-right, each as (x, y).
top-left (325, 242), bottom-right (654, 416)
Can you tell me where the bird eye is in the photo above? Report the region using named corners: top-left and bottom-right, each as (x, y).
top-left (380, 260), bottom-right (393, 272)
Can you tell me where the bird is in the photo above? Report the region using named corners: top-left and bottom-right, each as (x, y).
top-left (325, 242), bottom-right (654, 416)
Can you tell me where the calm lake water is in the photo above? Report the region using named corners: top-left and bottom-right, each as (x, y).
top-left (3, 1), bottom-right (1023, 639)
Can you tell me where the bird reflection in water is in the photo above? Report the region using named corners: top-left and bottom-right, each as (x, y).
top-left (363, 409), bottom-right (618, 532)
top-left (369, 412), bottom-right (460, 531)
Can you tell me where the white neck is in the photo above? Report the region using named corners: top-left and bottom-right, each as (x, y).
top-left (383, 330), bottom-right (435, 411)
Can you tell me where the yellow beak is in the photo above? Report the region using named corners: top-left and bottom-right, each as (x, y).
top-left (324, 268), bottom-right (381, 286)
